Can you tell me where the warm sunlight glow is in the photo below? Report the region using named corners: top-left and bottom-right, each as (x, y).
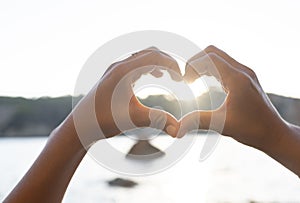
top-left (187, 78), bottom-right (208, 97)
top-left (134, 78), bottom-right (208, 99)
top-left (135, 86), bottom-right (170, 99)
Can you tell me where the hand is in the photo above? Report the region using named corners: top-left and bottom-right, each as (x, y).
top-left (4, 47), bottom-right (183, 203)
top-left (69, 47), bottom-right (181, 147)
top-left (180, 45), bottom-right (289, 151)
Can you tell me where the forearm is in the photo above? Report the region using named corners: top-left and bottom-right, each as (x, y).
top-left (263, 123), bottom-right (300, 177)
top-left (4, 115), bottom-right (87, 203)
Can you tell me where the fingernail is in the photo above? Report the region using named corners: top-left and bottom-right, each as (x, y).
top-left (166, 125), bottom-right (177, 136)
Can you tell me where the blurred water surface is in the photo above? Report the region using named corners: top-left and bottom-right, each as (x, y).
top-left (1, 135), bottom-right (300, 203)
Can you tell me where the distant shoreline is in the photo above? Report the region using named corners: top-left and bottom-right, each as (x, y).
top-left (1, 92), bottom-right (300, 138)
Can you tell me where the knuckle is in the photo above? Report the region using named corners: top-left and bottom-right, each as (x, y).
top-left (205, 45), bottom-right (217, 53)
top-left (246, 67), bottom-right (257, 78)
top-left (146, 50), bottom-right (164, 66)
top-left (112, 63), bottom-right (127, 75)
top-left (108, 61), bottom-right (121, 69)
top-left (207, 52), bottom-right (219, 61)
top-left (148, 49), bottom-right (161, 58)
top-left (146, 46), bottom-right (159, 51)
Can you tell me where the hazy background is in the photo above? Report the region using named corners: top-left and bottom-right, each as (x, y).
top-left (1, 0), bottom-right (300, 98)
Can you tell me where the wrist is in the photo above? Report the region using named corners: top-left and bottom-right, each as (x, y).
top-left (257, 118), bottom-right (290, 154)
top-left (71, 90), bottom-right (108, 147)
top-left (52, 115), bottom-right (87, 153)
top-left (261, 121), bottom-right (300, 176)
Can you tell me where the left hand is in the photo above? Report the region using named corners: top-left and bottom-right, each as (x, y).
top-left (69, 47), bottom-right (181, 147)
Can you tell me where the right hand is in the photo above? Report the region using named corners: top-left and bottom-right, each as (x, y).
top-left (179, 45), bottom-right (289, 151)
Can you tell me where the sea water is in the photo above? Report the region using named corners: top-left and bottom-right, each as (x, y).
top-left (0, 135), bottom-right (300, 203)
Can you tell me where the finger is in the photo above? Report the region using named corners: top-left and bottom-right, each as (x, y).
top-left (178, 111), bottom-right (212, 138)
top-left (132, 104), bottom-right (179, 138)
top-left (102, 48), bottom-right (153, 78)
top-left (186, 45), bottom-right (240, 68)
top-left (204, 45), bottom-right (258, 81)
top-left (184, 52), bottom-right (219, 83)
top-left (150, 67), bottom-right (164, 78)
top-left (184, 61), bottom-right (211, 83)
top-left (121, 49), bottom-right (182, 81)
top-left (187, 45), bottom-right (257, 81)
top-left (142, 47), bottom-right (182, 81)
top-left (149, 108), bottom-right (179, 138)
top-left (104, 47), bottom-right (182, 82)
top-left (184, 46), bottom-right (212, 82)
top-left (184, 52), bottom-right (237, 90)
top-left (103, 52), bottom-right (159, 85)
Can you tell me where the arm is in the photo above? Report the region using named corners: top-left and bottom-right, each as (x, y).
top-left (265, 124), bottom-right (300, 176)
top-left (4, 116), bottom-right (87, 203)
top-left (180, 45), bottom-right (300, 177)
top-left (4, 47), bottom-right (180, 203)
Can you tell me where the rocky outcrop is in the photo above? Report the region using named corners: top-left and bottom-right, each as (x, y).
top-left (107, 178), bottom-right (137, 188)
top-left (126, 140), bottom-right (165, 160)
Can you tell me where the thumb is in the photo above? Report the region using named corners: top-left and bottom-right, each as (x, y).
top-left (133, 106), bottom-right (179, 137)
top-left (178, 111), bottom-right (213, 138)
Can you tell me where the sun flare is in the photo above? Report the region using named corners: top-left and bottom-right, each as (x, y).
top-left (134, 76), bottom-right (208, 100)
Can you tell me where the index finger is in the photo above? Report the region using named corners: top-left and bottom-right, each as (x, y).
top-left (184, 51), bottom-right (239, 90)
top-left (120, 48), bottom-right (182, 82)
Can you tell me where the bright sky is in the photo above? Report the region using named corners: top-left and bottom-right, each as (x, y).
top-left (1, 0), bottom-right (300, 98)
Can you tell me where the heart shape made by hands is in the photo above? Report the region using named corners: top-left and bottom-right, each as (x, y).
top-left (106, 47), bottom-right (227, 139)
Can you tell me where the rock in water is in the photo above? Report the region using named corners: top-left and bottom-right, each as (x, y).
top-left (107, 178), bottom-right (137, 188)
top-left (126, 140), bottom-right (165, 160)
